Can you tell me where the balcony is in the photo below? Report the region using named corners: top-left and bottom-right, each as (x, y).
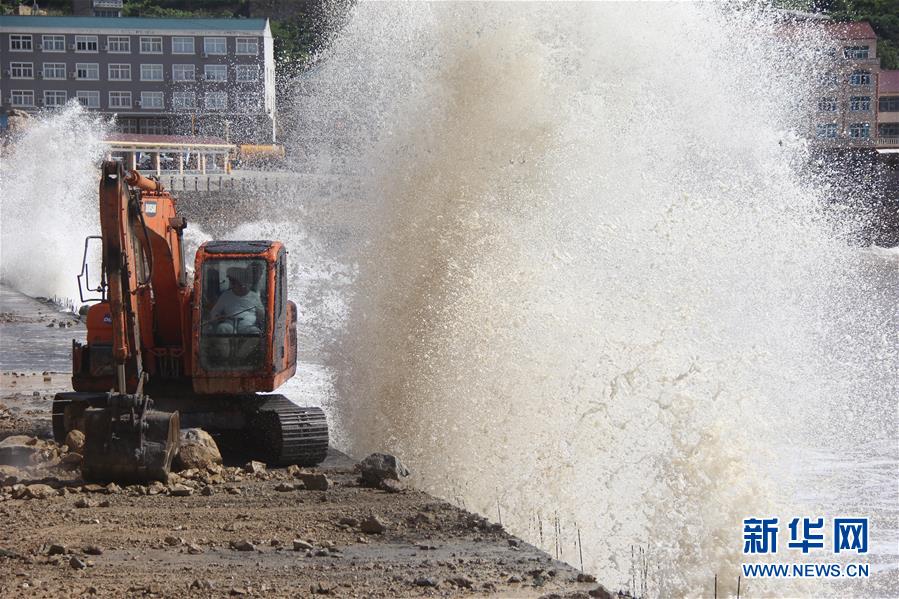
top-left (877, 137), bottom-right (899, 148)
top-left (93, 0), bottom-right (123, 7)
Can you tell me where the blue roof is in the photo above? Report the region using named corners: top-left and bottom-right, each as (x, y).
top-left (0, 15), bottom-right (267, 32)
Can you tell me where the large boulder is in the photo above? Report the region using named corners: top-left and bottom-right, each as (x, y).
top-left (357, 453), bottom-right (410, 488)
top-left (64, 430), bottom-right (85, 454)
top-left (173, 429), bottom-right (222, 471)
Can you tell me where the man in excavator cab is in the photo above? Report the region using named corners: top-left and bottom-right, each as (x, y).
top-left (204, 264), bottom-right (265, 364)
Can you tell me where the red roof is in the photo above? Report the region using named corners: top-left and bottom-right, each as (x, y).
top-left (822, 21), bottom-right (877, 41)
top-left (880, 70), bottom-right (899, 94)
top-left (102, 133), bottom-right (230, 146)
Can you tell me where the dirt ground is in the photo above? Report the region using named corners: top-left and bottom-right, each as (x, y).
top-left (0, 288), bottom-right (614, 599)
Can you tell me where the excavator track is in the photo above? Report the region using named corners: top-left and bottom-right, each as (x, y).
top-left (249, 395), bottom-right (328, 467)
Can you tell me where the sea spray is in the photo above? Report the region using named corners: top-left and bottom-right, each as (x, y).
top-left (283, 3), bottom-right (897, 595)
top-left (0, 104), bottom-right (107, 304)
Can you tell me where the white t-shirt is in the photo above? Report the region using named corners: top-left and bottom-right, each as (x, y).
top-left (210, 290), bottom-right (263, 331)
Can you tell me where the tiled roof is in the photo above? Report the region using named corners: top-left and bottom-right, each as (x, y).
top-left (0, 15), bottom-right (267, 32)
top-left (880, 70), bottom-right (899, 94)
top-left (822, 21), bottom-right (877, 40)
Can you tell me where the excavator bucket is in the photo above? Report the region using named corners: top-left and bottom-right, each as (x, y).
top-left (81, 393), bottom-right (180, 483)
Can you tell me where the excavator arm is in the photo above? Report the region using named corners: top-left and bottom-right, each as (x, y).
top-left (79, 161), bottom-right (180, 483)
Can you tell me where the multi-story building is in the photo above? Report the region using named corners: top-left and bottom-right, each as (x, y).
top-left (0, 15), bottom-right (276, 143)
top-left (878, 70), bottom-right (899, 148)
top-left (72, 0), bottom-right (125, 19)
top-left (812, 21), bottom-right (879, 147)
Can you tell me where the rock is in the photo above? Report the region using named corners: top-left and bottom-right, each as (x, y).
top-left (164, 536), bottom-right (182, 546)
top-left (82, 484), bottom-right (105, 493)
top-left (147, 482), bottom-right (166, 495)
top-left (230, 540), bottom-right (256, 552)
top-left (587, 587), bottom-right (614, 599)
top-left (200, 486), bottom-right (214, 496)
top-left (0, 436), bottom-right (41, 466)
top-left (359, 515), bottom-right (386, 535)
top-left (297, 473), bottom-right (330, 491)
top-left (64, 430), bottom-right (85, 454)
top-left (286, 465), bottom-right (301, 476)
top-left (191, 579), bottom-right (214, 590)
top-left (47, 544), bottom-right (67, 556)
top-left (226, 486), bottom-right (242, 495)
top-left (0, 465), bottom-right (20, 484)
top-left (577, 573), bottom-right (597, 583)
top-left (274, 482), bottom-right (295, 492)
top-left (293, 540), bottom-right (313, 551)
top-left (357, 453), bottom-right (410, 488)
top-left (508, 575), bottom-right (522, 583)
top-left (243, 461), bottom-right (266, 474)
top-left (24, 484), bottom-right (56, 499)
top-left (60, 453), bottom-right (82, 469)
top-left (104, 483), bottom-right (121, 494)
top-left (338, 517), bottom-right (358, 527)
top-left (169, 484), bottom-right (193, 497)
top-left (174, 429), bottom-right (222, 471)
top-left (98, 499), bottom-right (110, 508)
top-left (74, 497), bottom-right (94, 509)
top-left (413, 577), bottom-right (438, 587)
top-left (84, 545), bottom-right (103, 556)
top-left (186, 543), bottom-right (204, 555)
top-left (447, 576), bottom-right (474, 588)
top-left (69, 556), bottom-right (86, 570)
top-left (380, 479), bottom-right (404, 493)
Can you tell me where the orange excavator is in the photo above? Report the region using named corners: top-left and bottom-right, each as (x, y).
top-left (52, 160), bottom-right (328, 482)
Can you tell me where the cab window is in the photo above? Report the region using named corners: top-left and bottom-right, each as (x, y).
top-left (198, 258), bottom-right (267, 371)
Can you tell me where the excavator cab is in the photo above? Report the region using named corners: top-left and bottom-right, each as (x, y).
top-left (192, 240), bottom-right (297, 394)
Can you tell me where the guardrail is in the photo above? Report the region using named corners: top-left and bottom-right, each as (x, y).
top-left (877, 136), bottom-right (899, 148)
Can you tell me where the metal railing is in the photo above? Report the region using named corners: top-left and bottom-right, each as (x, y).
top-left (877, 137), bottom-right (899, 148)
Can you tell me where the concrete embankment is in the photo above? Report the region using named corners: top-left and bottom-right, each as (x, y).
top-left (0, 285), bottom-right (615, 598)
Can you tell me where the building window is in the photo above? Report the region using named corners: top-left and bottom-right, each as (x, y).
top-left (205, 91), bottom-right (227, 110)
top-left (848, 70), bottom-right (871, 85)
top-left (42, 62), bottom-right (66, 80)
top-left (76, 90), bottom-right (100, 108)
top-left (140, 118), bottom-right (168, 134)
top-left (41, 35), bottom-right (65, 52)
top-left (819, 71), bottom-right (838, 86)
top-left (236, 37), bottom-right (258, 55)
top-left (140, 91), bottom-right (164, 109)
top-left (173, 64), bottom-right (195, 81)
top-left (43, 90), bottom-right (67, 107)
top-left (76, 63), bottom-right (100, 80)
top-left (235, 93), bottom-right (261, 111)
top-left (140, 64), bottom-right (163, 81)
top-left (107, 36), bottom-right (130, 53)
top-left (204, 64), bottom-right (227, 81)
top-left (10, 35), bottom-right (33, 52)
top-left (10, 62), bottom-right (34, 79)
top-left (108, 64), bottom-right (131, 81)
top-left (843, 45), bottom-right (870, 59)
top-left (878, 123), bottom-right (899, 138)
top-left (815, 123), bottom-right (838, 139)
top-left (172, 36), bottom-right (195, 55)
top-left (236, 65), bottom-right (259, 82)
top-left (173, 92), bottom-right (196, 110)
top-left (140, 36), bottom-right (162, 54)
top-left (879, 96), bottom-right (899, 112)
top-left (204, 37), bottom-right (226, 55)
top-left (848, 123), bottom-right (870, 138)
top-left (849, 96), bottom-right (871, 111)
top-left (75, 36), bottom-right (99, 53)
top-left (117, 118), bottom-right (138, 134)
top-left (109, 91), bottom-right (132, 109)
top-left (10, 90), bottom-right (35, 107)
top-left (817, 97), bottom-right (837, 112)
